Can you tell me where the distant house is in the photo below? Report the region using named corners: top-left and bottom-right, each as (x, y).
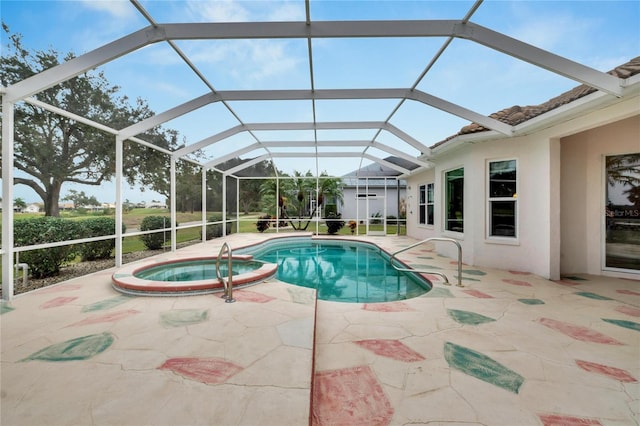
top-left (340, 157), bottom-right (418, 233)
top-left (58, 202), bottom-right (75, 211)
top-left (24, 203), bottom-right (41, 213)
top-left (146, 201), bottom-right (167, 209)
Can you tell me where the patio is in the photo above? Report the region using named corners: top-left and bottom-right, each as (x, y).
top-left (1, 233), bottom-right (638, 425)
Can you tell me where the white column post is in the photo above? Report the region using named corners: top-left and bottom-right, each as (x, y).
top-left (276, 177), bottom-right (280, 233)
top-left (202, 167), bottom-right (207, 242)
top-left (170, 156), bottom-right (177, 251)
top-left (2, 101), bottom-right (15, 300)
top-left (115, 135), bottom-right (123, 267)
top-left (222, 173), bottom-right (227, 236)
top-left (235, 177), bottom-right (240, 235)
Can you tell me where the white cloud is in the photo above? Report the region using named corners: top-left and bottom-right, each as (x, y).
top-left (79, 0), bottom-right (136, 20)
top-left (187, 39), bottom-right (303, 85)
top-left (186, 0), bottom-right (250, 22)
top-left (185, 0), bottom-right (304, 22)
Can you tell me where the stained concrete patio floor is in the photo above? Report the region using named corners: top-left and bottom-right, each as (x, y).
top-left (1, 233), bottom-right (639, 425)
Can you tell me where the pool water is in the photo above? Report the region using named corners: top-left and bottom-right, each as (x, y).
top-left (243, 239), bottom-right (431, 303)
top-left (134, 260), bottom-right (263, 282)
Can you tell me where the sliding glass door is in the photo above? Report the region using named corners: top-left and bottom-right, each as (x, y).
top-left (605, 153), bottom-right (640, 272)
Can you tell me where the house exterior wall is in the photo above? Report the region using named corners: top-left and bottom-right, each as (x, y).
top-left (407, 135), bottom-right (553, 277)
top-left (560, 114), bottom-right (640, 278)
top-left (406, 94), bottom-right (639, 280)
top-left (340, 186), bottom-right (405, 223)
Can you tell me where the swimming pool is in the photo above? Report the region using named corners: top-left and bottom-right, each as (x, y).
top-left (237, 238), bottom-right (432, 303)
top-left (111, 256), bottom-right (277, 296)
top-left (134, 259), bottom-right (263, 281)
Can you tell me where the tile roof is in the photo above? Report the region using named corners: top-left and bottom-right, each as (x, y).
top-left (432, 56), bottom-right (640, 148)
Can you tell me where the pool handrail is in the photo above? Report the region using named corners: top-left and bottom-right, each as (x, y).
top-left (389, 237), bottom-right (463, 287)
top-left (216, 242), bottom-right (236, 303)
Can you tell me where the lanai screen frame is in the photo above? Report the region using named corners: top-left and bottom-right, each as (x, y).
top-left (1, 0), bottom-right (629, 299)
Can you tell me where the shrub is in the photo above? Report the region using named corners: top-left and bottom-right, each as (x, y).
top-left (324, 204), bottom-right (338, 217)
top-left (77, 217), bottom-right (126, 261)
top-left (14, 217), bottom-right (81, 278)
top-left (387, 215), bottom-right (397, 225)
top-left (325, 212), bottom-right (345, 235)
top-left (202, 215), bottom-right (233, 240)
top-left (256, 215), bottom-right (271, 232)
top-left (139, 216), bottom-right (176, 250)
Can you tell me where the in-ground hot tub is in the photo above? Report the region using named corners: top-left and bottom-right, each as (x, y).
top-left (112, 255), bottom-right (277, 296)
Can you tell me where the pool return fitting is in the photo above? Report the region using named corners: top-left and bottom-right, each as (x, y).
top-left (390, 237), bottom-right (464, 287)
top-left (216, 242), bottom-right (235, 303)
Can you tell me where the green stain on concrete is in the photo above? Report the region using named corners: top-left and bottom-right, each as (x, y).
top-left (462, 269), bottom-right (487, 276)
top-left (1, 303), bottom-right (15, 315)
top-left (575, 292), bottom-right (613, 301)
top-left (518, 299), bottom-right (545, 305)
top-left (455, 275), bottom-right (481, 282)
top-left (161, 309), bottom-right (209, 327)
top-left (417, 256), bottom-right (434, 260)
top-left (448, 309), bottom-right (496, 325)
top-left (82, 295), bottom-right (132, 312)
top-left (562, 275), bottom-right (587, 281)
top-left (602, 318), bottom-right (640, 332)
top-left (424, 287), bottom-right (454, 298)
top-left (22, 332), bottom-right (114, 362)
top-left (444, 342), bottom-right (524, 394)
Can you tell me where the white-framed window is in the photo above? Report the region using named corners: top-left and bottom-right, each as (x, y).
top-left (445, 168), bottom-right (464, 232)
top-left (487, 159), bottom-right (517, 238)
top-left (418, 183), bottom-right (434, 225)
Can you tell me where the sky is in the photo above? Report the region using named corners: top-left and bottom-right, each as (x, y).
top-left (2, 0), bottom-right (639, 205)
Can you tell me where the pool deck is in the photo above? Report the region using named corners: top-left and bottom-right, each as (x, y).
top-left (1, 233), bottom-right (639, 425)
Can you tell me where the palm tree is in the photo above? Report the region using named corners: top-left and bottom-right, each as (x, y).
top-left (316, 172), bottom-right (344, 215)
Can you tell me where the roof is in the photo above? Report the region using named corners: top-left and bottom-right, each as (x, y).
top-left (432, 56), bottom-right (640, 148)
top-left (343, 156), bottom-right (420, 178)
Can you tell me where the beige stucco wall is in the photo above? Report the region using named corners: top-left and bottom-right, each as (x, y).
top-left (406, 94), bottom-right (639, 279)
top-left (407, 135), bottom-right (554, 277)
top-left (560, 114), bottom-right (640, 277)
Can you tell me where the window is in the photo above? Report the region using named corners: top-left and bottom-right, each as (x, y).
top-left (418, 183), bottom-right (434, 225)
top-left (488, 159), bottom-right (517, 238)
top-left (445, 168), bottom-right (464, 232)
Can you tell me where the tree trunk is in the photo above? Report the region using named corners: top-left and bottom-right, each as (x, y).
top-left (44, 182), bottom-right (62, 216)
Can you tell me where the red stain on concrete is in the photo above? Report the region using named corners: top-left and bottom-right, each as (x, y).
top-left (575, 360), bottom-right (637, 383)
top-left (420, 273), bottom-right (446, 283)
top-left (502, 279), bottom-right (532, 287)
top-left (363, 302), bottom-right (413, 312)
top-left (462, 289), bottom-right (493, 298)
top-left (538, 413), bottom-right (602, 425)
top-left (354, 339), bottom-right (425, 362)
top-left (537, 318), bottom-right (623, 345)
top-left (39, 297), bottom-right (78, 309)
top-left (232, 290), bottom-right (274, 303)
top-left (312, 365), bottom-right (393, 426)
top-left (615, 305), bottom-right (640, 317)
top-left (159, 357), bottom-right (243, 384)
top-left (617, 289), bottom-right (640, 296)
top-left (68, 309), bottom-right (141, 327)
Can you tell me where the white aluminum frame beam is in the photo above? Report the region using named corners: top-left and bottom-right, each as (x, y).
top-left (205, 139), bottom-right (431, 171)
top-left (225, 151), bottom-right (412, 176)
top-left (175, 121), bottom-right (431, 158)
top-left (118, 88), bottom-right (512, 142)
top-left (5, 20), bottom-right (623, 103)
